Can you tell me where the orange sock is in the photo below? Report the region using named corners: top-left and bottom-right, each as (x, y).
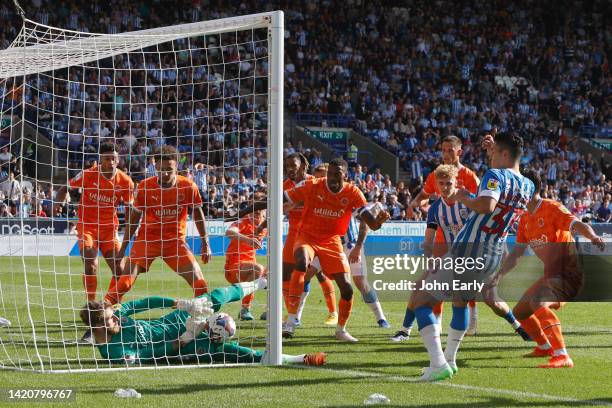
top-left (104, 275), bottom-right (136, 304)
top-left (107, 276), bottom-right (117, 294)
top-left (338, 297), bottom-right (354, 327)
top-left (242, 293), bottom-right (254, 309)
top-left (319, 277), bottom-right (337, 314)
top-left (282, 280), bottom-right (290, 309)
top-left (82, 275), bottom-right (97, 301)
top-left (519, 314), bottom-right (549, 346)
top-left (432, 302), bottom-right (443, 318)
top-left (192, 278), bottom-right (208, 297)
top-left (534, 306), bottom-right (566, 352)
top-left (468, 300), bottom-right (476, 308)
top-left (287, 270), bottom-right (306, 314)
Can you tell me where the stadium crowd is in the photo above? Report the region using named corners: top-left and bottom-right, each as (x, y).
top-left (0, 0), bottom-right (610, 222)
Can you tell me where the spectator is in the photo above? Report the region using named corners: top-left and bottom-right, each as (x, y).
top-left (595, 195), bottom-right (611, 223)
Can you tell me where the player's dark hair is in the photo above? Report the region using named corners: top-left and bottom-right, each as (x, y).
top-left (522, 168), bottom-right (541, 193)
top-left (285, 152), bottom-right (310, 171)
top-left (442, 135), bottom-right (462, 147)
top-left (80, 300), bottom-right (112, 329)
top-left (154, 145), bottom-right (179, 163)
top-left (99, 142), bottom-right (117, 155)
top-left (495, 132), bottom-right (523, 161)
top-left (329, 157), bottom-right (348, 170)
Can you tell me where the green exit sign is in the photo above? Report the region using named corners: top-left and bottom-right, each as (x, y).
top-left (1, 116), bottom-right (11, 129)
top-left (306, 129), bottom-right (347, 150)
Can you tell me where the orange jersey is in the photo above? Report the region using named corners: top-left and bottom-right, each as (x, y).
top-left (225, 215), bottom-right (267, 265)
top-left (423, 164), bottom-right (479, 196)
top-left (133, 175), bottom-right (203, 241)
top-left (423, 164), bottom-right (479, 245)
top-left (284, 174), bottom-right (313, 234)
top-left (69, 166), bottom-right (134, 229)
top-left (517, 199), bottom-right (578, 277)
top-left (285, 177), bottom-right (367, 242)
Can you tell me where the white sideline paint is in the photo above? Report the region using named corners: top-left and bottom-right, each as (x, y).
top-left (300, 366), bottom-right (612, 406)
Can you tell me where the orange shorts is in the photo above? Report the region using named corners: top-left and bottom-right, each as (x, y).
top-left (224, 261), bottom-right (261, 283)
top-left (283, 230), bottom-right (298, 264)
top-left (129, 236), bottom-right (196, 272)
top-left (77, 226), bottom-right (119, 256)
top-left (295, 235), bottom-right (350, 275)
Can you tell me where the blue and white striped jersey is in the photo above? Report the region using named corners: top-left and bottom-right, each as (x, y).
top-left (343, 215), bottom-right (360, 248)
top-left (426, 197), bottom-right (471, 243)
top-left (454, 168), bottom-right (534, 251)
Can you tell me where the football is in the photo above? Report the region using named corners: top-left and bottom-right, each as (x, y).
top-left (205, 312), bottom-right (237, 343)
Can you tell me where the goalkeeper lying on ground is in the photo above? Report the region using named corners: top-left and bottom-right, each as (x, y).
top-left (80, 278), bottom-right (325, 366)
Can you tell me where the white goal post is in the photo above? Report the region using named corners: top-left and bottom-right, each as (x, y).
top-left (0, 10), bottom-right (283, 372)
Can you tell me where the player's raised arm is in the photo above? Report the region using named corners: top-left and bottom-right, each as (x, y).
top-left (225, 221), bottom-right (263, 249)
top-left (571, 220), bottom-right (605, 251)
top-left (348, 218), bottom-right (369, 264)
top-left (358, 206), bottom-right (390, 231)
top-left (452, 187), bottom-right (497, 214)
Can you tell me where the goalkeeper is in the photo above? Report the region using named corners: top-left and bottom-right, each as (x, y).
top-left (80, 278), bottom-right (325, 366)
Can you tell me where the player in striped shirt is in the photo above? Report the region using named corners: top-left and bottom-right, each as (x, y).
top-left (412, 132), bottom-right (535, 381)
top-left (392, 165), bottom-right (527, 343)
top-left (391, 165), bottom-right (468, 341)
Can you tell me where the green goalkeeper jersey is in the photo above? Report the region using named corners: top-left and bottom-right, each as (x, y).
top-left (97, 286), bottom-right (263, 364)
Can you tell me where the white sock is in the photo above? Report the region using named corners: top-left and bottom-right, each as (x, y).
top-left (401, 326), bottom-right (413, 334)
top-left (435, 322), bottom-right (442, 336)
top-left (511, 320), bottom-right (521, 330)
top-left (537, 342), bottom-right (551, 350)
top-left (367, 301), bottom-right (386, 321)
top-left (470, 304), bottom-right (478, 321)
top-left (296, 291), bottom-right (309, 322)
top-left (336, 323), bottom-right (346, 333)
top-left (236, 280), bottom-right (257, 297)
top-left (286, 313), bottom-right (297, 329)
top-left (420, 324), bottom-right (447, 368)
top-left (444, 327), bottom-right (467, 364)
top-left (553, 348), bottom-right (568, 357)
top-left (282, 354), bottom-right (305, 364)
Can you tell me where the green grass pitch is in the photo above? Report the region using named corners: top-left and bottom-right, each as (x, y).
top-left (0, 256), bottom-right (611, 407)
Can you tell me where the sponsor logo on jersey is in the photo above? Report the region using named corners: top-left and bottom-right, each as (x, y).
top-left (487, 179), bottom-right (499, 190)
top-left (88, 192), bottom-right (116, 204)
top-left (154, 207), bottom-right (180, 217)
top-left (529, 234), bottom-right (548, 248)
top-left (314, 207), bottom-right (345, 218)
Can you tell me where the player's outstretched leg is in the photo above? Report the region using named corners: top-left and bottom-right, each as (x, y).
top-left (443, 304), bottom-right (469, 374)
top-left (391, 306), bottom-right (415, 342)
top-left (353, 275), bottom-right (389, 328)
top-left (483, 285), bottom-right (530, 341)
top-left (414, 304), bottom-right (453, 381)
top-left (333, 273), bottom-right (357, 342)
top-left (534, 306), bottom-right (573, 368)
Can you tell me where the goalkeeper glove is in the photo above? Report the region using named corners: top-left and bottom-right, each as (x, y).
top-left (179, 316), bottom-right (207, 344)
top-left (176, 297), bottom-right (214, 318)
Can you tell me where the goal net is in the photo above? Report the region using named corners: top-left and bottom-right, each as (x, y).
top-left (0, 11), bottom-right (284, 372)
